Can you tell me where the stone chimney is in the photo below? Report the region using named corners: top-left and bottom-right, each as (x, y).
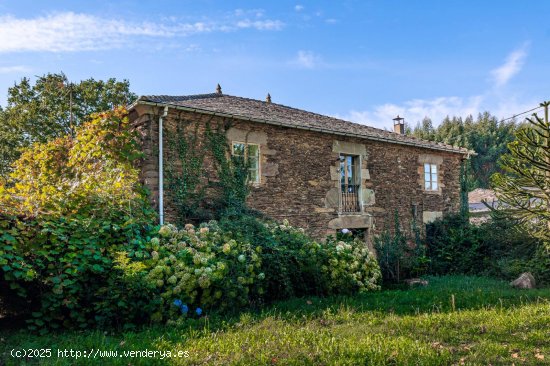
top-left (266, 93), bottom-right (272, 104)
top-left (393, 115), bottom-right (405, 134)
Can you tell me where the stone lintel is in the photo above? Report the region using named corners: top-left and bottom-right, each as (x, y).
top-left (226, 127), bottom-right (268, 145)
top-left (423, 211), bottom-right (443, 224)
top-left (332, 140), bottom-right (367, 156)
top-left (418, 154), bottom-right (444, 165)
top-left (328, 215), bottom-right (372, 229)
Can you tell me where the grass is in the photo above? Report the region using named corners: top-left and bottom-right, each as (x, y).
top-left (1, 275), bottom-right (549, 365)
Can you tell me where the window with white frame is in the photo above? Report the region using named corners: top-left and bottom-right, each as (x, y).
top-left (232, 142), bottom-right (260, 184)
top-left (424, 163), bottom-right (438, 191)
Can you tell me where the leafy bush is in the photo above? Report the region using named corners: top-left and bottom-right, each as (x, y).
top-left (425, 215), bottom-right (487, 275)
top-left (0, 108), bottom-right (157, 331)
top-left (373, 210), bottom-right (430, 283)
top-left (323, 236), bottom-right (381, 294)
top-left (0, 214), bottom-right (157, 331)
top-left (426, 214), bottom-right (550, 285)
top-left (219, 215), bottom-right (380, 301)
top-left (0, 107), bottom-right (148, 218)
top-left (119, 221), bottom-right (263, 325)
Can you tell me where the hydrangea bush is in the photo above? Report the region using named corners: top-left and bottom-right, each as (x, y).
top-left (132, 221), bottom-right (264, 324)
top-left (267, 220), bottom-right (380, 295)
top-left (220, 216), bottom-right (381, 301)
top-left (323, 237), bottom-right (381, 294)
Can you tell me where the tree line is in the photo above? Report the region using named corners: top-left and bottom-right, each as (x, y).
top-left (407, 113), bottom-right (518, 190)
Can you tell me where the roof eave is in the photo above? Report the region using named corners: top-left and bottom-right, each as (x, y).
top-left (131, 100), bottom-right (475, 156)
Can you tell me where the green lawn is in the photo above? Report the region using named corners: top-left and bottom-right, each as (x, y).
top-left (1, 276), bottom-right (549, 365)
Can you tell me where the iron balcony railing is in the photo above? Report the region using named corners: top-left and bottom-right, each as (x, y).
top-left (340, 184), bottom-right (360, 213)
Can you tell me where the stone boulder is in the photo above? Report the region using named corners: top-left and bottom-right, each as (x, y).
top-left (510, 272), bottom-right (536, 289)
top-left (404, 278), bottom-right (429, 287)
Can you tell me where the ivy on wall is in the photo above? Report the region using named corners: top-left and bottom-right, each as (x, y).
top-left (205, 119), bottom-right (250, 217)
top-left (165, 113), bottom-right (208, 225)
top-left (164, 115), bottom-right (251, 223)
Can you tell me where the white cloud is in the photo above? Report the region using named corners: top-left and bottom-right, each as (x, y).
top-left (340, 93), bottom-right (542, 131)
top-left (490, 43), bottom-right (529, 87)
top-left (340, 96), bottom-right (485, 130)
top-left (0, 12), bottom-right (284, 53)
top-left (235, 19), bottom-right (284, 31)
top-left (295, 5), bottom-right (304, 11)
top-left (0, 65), bottom-right (30, 73)
top-left (291, 50), bottom-right (321, 69)
top-left (184, 44), bottom-right (201, 52)
top-left (339, 42), bottom-right (538, 131)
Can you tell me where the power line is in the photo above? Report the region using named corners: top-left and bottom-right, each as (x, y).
top-left (498, 105), bottom-right (545, 123)
top-left (410, 103), bottom-right (547, 145)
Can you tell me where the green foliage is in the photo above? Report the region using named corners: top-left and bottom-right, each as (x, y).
top-left (0, 108), bottom-right (150, 218)
top-left (323, 235), bottom-right (381, 294)
top-left (0, 108), bottom-right (157, 331)
top-left (426, 214), bottom-right (550, 285)
top-left (411, 112), bottom-right (517, 189)
top-left (2, 276), bottom-right (549, 366)
top-left (219, 216), bottom-right (380, 301)
top-left (164, 118), bottom-right (208, 224)
top-left (425, 214), bottom-right (486, 275)
top-left (205, 120), bottom-right (250, 217)
top-left (0, 72), bottom-right (136, 177)
top-left (491, 103), bottom-right (550, 244)
top-left (124, 222), bottom-right (263, 325)
top-left (374, 211), bottom-right (408, 283)
top-left (373, 210), bottom-right (429, 283)
top-left (164, 117), bottom-right (251, 222)
top-left (0, 214), bottom-right (157, 332)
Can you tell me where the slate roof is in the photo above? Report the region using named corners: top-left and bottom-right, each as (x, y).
top-left (132, 93), bottom-right (473, 155)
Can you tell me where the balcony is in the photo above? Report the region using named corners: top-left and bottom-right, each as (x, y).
top-left (340, 184), bottom-right (360, 213)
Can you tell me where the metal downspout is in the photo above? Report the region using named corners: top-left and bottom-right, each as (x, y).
top-left (159, 106), bottom-right (168, 225)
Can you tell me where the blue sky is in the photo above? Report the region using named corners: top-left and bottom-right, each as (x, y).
top-left (0, 0), bottom-right (548, 129)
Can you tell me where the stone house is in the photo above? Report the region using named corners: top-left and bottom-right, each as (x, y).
top-left (129, 87), bottom-right (473, 243)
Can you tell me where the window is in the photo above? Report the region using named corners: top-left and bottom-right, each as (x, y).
top-left (340, 154), bottom-right (359, 192)
top-left (232, 142), bottom-right (260, 184)
top-left (339, 154), bottom-right (360, 212)
top-left (424, 163), bottom-right (438, 191)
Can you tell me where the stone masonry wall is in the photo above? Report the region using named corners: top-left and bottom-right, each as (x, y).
top-left (132, 105), bottom-right (465, 241)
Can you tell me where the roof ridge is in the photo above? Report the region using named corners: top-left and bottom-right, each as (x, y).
top-left (135, 93), bottom-right (473, 154)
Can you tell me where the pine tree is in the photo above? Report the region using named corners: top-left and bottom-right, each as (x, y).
top-left (491, 102), bottom-right (550, 245)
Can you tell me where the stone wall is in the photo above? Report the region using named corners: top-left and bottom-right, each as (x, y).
top-left (131, 105), bottom-right (465, 241)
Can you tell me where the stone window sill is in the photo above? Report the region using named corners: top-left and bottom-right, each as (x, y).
top-left (423, 189), bottom-right (442, 195)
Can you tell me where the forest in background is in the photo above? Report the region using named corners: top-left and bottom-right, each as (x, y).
top-left (407, 113), bottom-right (518, 190)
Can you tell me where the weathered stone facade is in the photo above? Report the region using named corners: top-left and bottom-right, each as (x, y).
top-left (130, 100), bottom-right (467, 243)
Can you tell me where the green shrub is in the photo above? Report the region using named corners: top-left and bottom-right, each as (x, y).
top-left (425, 214), bottom-right (487, 275)
top-left (373, 210), bottom-right (430, 283)
top-left (323, 236), bottom-right (381, 294)
top-left (0, 214), bottom-right (157, 331)
top-left (219, 215), bottom-right (381, 301)
top-left (121, 222), bottom-right (263, 325)
top-left (426, 214), bottom-right (550, 285)
top-left (0, 108), bottom-right (158, 331)
top-left (0, 107), bottom-right (148, 218)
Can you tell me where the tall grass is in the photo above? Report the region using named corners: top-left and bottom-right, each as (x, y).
top-left (1, 276), bottom-right (549, 365)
